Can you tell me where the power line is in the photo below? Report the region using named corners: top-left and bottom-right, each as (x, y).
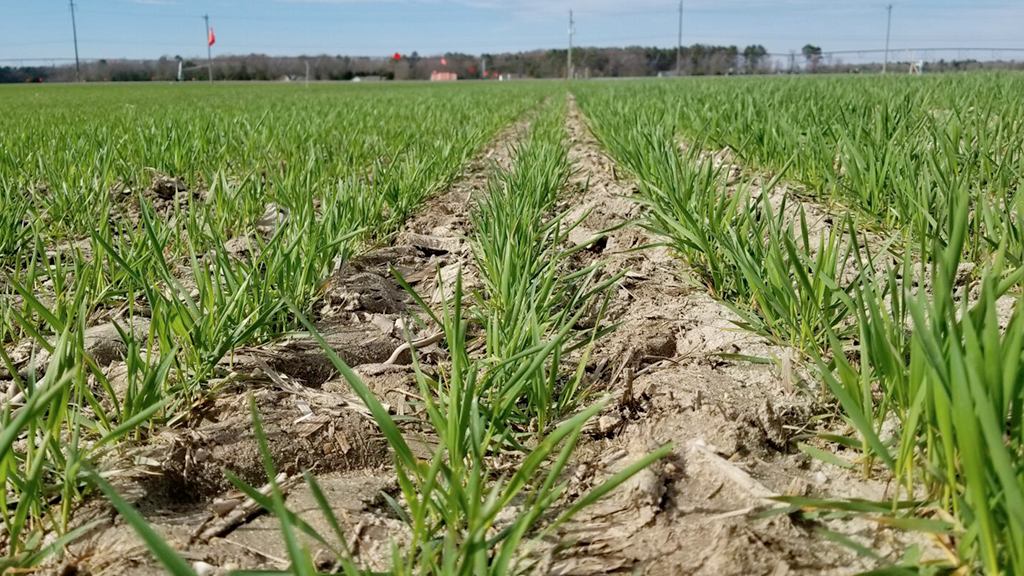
top-left (9, 36), bottom-right (1020, 57)
top-left (0, 58), bottom-right (81, 63)
top-left (0, 41), bottom-right (73, 48)
top-left (7, 26), bottom-right (1024, 62)
top-left (3, 47), bottom-right (1021, 68)
top-left (541, 2), bottom-right (1023, 18)
top-left (817, 46), bottom-right (1024, 56)
top-left (6, 1), bottom-right (1019, 21)
top-left (4, 1), bottom-right (1024, 67)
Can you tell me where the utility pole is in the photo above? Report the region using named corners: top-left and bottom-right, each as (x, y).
top-left (68, 0), bottom-right (81, 82)
top-left (675, 0), bottom-right (683, 76)
top-left (883, 4), bottom-right (892, 74)
top-left (204, 14), bottom-right (213, 81)
top-left (567, 10), bottom-right (574, 80)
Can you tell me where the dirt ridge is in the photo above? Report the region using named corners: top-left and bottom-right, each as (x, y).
top-left (48, 94), bottom-right (913, 576)
top-left (545, 95), bottom-right (896, 575)
top-left (52, 104), bottom-right (538, 576)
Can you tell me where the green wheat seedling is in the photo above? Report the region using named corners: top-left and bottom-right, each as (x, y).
top-left (805, 198), bottom-right (1024, 572)
top-left (586, 100), bottom-right (863, 356)
top-left (0, 308), bottom-right (172, 571)
top-left (0, 82), bottom-right (558, 566)
top-left (86, 285), bottom-right (669, 575)
top-left (576, 73), bottom-right (1024, 268)
top-left (468, 99), bottom-right (621, 432)
top-left (575, 75), bottom-right (1024, 573)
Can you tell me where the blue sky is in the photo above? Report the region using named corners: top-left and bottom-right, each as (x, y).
top-left (2, 0), bottom-right (1023, 65)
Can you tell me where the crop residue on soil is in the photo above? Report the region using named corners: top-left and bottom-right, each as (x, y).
top-left (41, 94), bottom-right (916, 576)
top-left (51, 106), bottom-right (535, 576)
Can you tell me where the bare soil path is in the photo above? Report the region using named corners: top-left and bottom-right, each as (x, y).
top-left (545, 96), bottom-right (900, 575)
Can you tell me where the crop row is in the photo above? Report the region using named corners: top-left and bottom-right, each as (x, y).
top-left (577, 74), bottom-right (1024, 268)
top-left (104, 95), bottom-right (660, 575)
top-left (0, 82), bottom-right (552, 569)
top-left (1, 84), bottom-right (662, 575)
top-left (576, 76), bottom-right (1024, 574)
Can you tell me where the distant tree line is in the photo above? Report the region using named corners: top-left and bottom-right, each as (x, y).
top-left (3, 44), bottom-right (1024, 83)
top-left (485, 45), bottom-right (768, 77)
top-left (1, 45), bottom-right (767, 83)
top-left (0, 54), bottom-right (401, 83)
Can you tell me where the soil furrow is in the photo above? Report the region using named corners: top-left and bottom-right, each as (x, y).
top-left (547, 95), bottom-right (898, 575)
top-left (47, 94), bottom-right (918, 576)
top-left (54, 107), bottom-right (538, 576)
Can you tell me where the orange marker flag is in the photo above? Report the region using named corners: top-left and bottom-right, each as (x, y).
top-left (208, 27), bottom-right (216, 46)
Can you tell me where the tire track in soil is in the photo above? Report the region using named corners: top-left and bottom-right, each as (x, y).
top-left (55, 105), bottom-right (540, 576)
top-left (544, 96), bottom-right (901, 576)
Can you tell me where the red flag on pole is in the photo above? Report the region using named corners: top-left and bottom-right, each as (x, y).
top-left (393, 52), bottom-right (402, 61)
top-left (441, 57), bottom-right (447, 66)
top-left (208, 27), bottom-right (216, 46)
